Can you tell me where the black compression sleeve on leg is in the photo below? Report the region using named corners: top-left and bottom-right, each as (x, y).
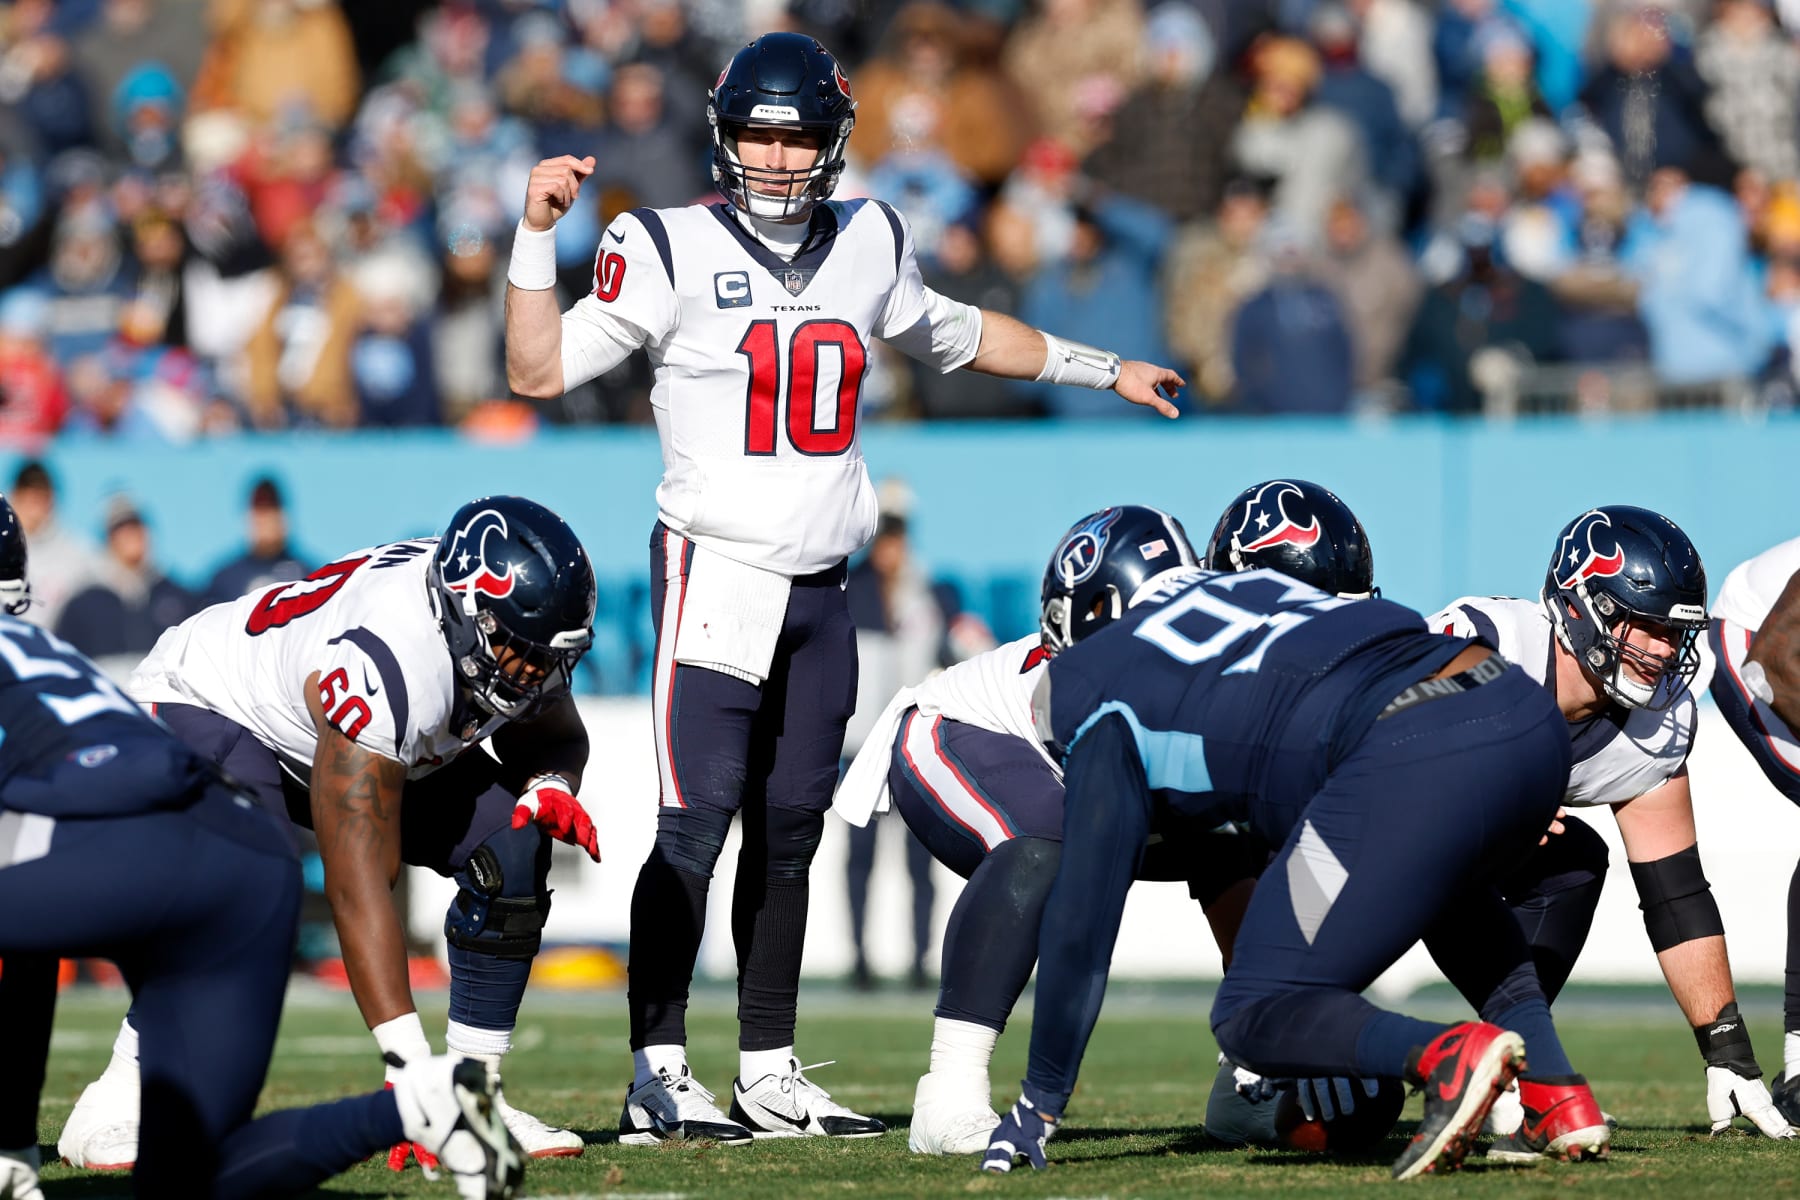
top-left (627, 849), bottom-right (712, 1050)
top-left (1629, 844), bottom-right (1725, 953)
top-left (735, 806), bottom-right (824, 1051)
top-left (935, 836), bottom-right (1061, 1032)
top-left (0, 954), bottom-right (57, 1148)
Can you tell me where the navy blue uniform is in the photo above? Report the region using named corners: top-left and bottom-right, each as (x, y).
top-left (0, 617), bottom-right (411, 1197)
top-left (1023, 569), bottom-right (1573, 1111)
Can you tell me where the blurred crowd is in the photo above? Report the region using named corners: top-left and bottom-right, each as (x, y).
top-left (0, 0), bottom-right (1798, 429)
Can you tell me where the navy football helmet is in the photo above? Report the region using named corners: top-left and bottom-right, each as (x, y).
top-left (0, 495), bottom-right (28, 615)
top-left (709, 32), bottom-right (855, 221)
top-left (1204, 479), bottom-right (1377, 599)
top-left (1041, 505), bottom-right (1198, 654)
top-left (429, 496), bottom-right (596, 721)
top-left (1543, 505), bottom-right (1707, 711)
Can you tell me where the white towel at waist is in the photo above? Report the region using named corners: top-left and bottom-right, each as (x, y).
top-left (831, 686), bottom-right (918, 827)
top-left (672, 542), bottom-right (793, 686)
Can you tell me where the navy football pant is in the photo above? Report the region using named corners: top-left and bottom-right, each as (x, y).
top-left (1708, 617), bottom-right (1800, 1032)
top-left (1212, 667), bottom-right (1572, 1082)
top-left (630, 522), bottom-right (857, 1051)
top-left (152, 702), bottom-right (549, 1039)
top-left (0, 792), bottom-right (405, 1197)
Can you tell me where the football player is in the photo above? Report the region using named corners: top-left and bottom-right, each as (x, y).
top-left (56, 496), bottom-right (600, 1171)
top-left (1704, 535), bottom-right (1800, 1121)
top-left (504, 31), bottom-right (1185, 1144)
top-left (0, 499), bottom-right (524, 1200)
top-left (1430, 507), bottom-right (1793, 1149)
top-left (985, 562), bottom-right (1609, 1178)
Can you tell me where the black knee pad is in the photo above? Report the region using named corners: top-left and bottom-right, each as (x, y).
top-left (446, 821), bottom-right (553, 959)
top-left (653, 804), bottom-right (734, 879)
top-left (764, 806), bottom-right (824, 880)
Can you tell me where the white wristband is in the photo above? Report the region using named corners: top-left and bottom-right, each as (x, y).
top-left (1037, 332), bottom-right (1122, 390)
top-left (372, 1011), bottom-right (433, 1067)
top-left (507, 220), bottom-right (559, 291)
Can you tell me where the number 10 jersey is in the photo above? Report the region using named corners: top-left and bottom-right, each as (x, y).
top-left (560, 199), bottom-right (974, 576)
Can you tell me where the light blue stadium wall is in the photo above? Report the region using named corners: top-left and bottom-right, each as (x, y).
top-left (11, 412), bottom-right (1793, 693)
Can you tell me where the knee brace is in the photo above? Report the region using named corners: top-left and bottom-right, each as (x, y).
top-left (1629, 844), bottom-right (1725, 953)
top-left (652, 804), bottom-right (734, 879)
top-left (445, 820), bottom-right (552, 960)
top-left (763, 806), bottom-right (825, 880)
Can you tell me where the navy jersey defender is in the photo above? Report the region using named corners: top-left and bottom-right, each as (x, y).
top-left (985, 568), bottom-right (1610, 1178)
top-left (0, 606), bottom-right (522, 1198)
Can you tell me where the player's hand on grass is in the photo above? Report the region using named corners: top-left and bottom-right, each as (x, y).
top-left (1114, 361), bottom-right (1183, 419)
top-left (513, 776), bottom-right (600, 861)
top-left (982, 1083), bottom-right (1058, 1172)
top-left (1293, 1076), bottom-right (1383, 1122)
top-left (1698, 1002), bottom-right (1796, 1138)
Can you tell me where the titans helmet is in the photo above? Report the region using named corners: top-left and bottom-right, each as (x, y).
top-left (709, 32), bottom-right (856, 221)
top-left (1542, 505), bottom-right (1706, 711)
top-left (429, 496), bottom-right (596, 721)
top-left (1204, 479), bottom-right (1377, 599)
top-left (1041, 505), bottom-right (1199, 654)
top-left (0, 495), bottom-right (26, 615)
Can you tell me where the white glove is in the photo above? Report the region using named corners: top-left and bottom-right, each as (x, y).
top-left (1294, 1076), bottom-right (1383, 1123)
top-left (0, 1146), bottom-right (44, 1200)
top-left (1229, 1060), bottom-right (1277, 1104)
top-left (1707, 1065), bottom-right (1796, 1138)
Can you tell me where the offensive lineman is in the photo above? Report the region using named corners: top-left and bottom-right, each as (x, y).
top-left (57, 496), bottom-right (602, 1170)
top-left (504, 32), bottom-right (1185, 1143)
top-left (1430, 506), bottom-right (1793, 1148)
top-left (1706, 535), bottom-right (1800, 1118)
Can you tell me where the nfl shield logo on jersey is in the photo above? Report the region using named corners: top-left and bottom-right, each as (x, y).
top-left (783, 269), bottom-right (806, 295)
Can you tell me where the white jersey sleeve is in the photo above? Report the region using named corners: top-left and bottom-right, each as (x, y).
top-left (1428, 595), bottom-right (1696, 808)
top-left (559, 210), bottom-right (681, 391)
top-left (912, 635), bottom-right (1058, 775)
top-left (1712, 536), bottom-right (1800, 632)
top-left (872, 207), bottom-right (982, 373)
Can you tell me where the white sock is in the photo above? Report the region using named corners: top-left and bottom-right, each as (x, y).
top-left (445, 1020), bottom-right (512, 1058)
top-left (633, 1044), bottom-right (688, 1090)
top-left (1785, 1030), bottom-right (1800, 1079)
top-left (102, 1017), bottom-right (139, 1080)
top-left (739, 1045), bottom-right (794, 1085)
top-left (928, 1018), bottom-right (998, 1078)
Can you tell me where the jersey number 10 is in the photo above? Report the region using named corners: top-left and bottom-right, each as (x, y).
top-left (737, 319), bottom-right (866, 456)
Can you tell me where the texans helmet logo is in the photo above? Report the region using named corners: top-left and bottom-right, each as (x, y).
top-left (441, 508), bottom-right (517, 599)
top-left (1232, 481), bottom-right (1322, 553)
top-left (832, 62), bottom-right (853, 101)
top-left (1553, 509), bottom-right (1626, 587)
top-left (1055, 508), bottom-right (1122, 587)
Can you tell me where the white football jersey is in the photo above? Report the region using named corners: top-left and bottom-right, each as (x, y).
top-left (131, 539), bottom-right (505, 779)
top-left (1713, 536), bottom-right (1800, 631)
top-left (913, 635), bottom-right (1059, 776)
top-left (1429, 596), bottom-right (1698, 807)
top-left (558, 199), bottom-right (975, 576)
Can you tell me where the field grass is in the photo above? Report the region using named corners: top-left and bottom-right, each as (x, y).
top-left (29, 984), bottom-right (1800, 1198)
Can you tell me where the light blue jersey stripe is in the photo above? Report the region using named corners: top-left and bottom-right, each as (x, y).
top-left (1068, 700), bottom-right (1213, 794)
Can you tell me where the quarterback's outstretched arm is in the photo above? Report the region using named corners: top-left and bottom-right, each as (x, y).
top-left (964, 308), bottom-right (1183, 419)
top-left (306, 671), bottom-right (414, 1031)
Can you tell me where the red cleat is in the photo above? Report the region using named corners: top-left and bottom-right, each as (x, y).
top-left (1486, 1075), bottom-right (1611, 1164)
top-left (381, 1083), bottom-right (440, 1171)
top-left (1392, 1022), bottom-right (1526, 1180)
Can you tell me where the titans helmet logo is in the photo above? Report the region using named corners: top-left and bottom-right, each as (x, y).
top-left (441, 509), bottom-right (516, 599)
top-left (1232, 481), bottom-right (1321, 553)
top-left (1553, 509), bottom-right (1626, 588)
top-left (1055, 508), bottom-right (1122, 588)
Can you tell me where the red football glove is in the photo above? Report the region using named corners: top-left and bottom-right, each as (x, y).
top-left (513, 777), bottom-right (600, 861)
top-left (381, 1082), bottom-right (440, 1172)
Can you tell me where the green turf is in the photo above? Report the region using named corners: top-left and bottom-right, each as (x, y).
top-left (30, 986), bottom-right (1800, 1197)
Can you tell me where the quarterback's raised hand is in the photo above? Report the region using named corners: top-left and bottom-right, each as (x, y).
top-left (1115, 360), bottom-right (1183, 419)
top-left (981, 1083), bottom-right (1059, 1172)
top-left (523, 155), bottom-right (596, 233)
top-left (513, 776), bottom-right (600, 861)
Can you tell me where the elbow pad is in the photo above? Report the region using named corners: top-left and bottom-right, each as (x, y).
top-left (1629, 844), bottom-right (1725, 952)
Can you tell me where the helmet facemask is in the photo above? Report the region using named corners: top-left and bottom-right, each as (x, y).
top-left (1547, 583), bottom-right (1704, 711)
top-left (710, 113), bottom-right (852, 221)
top-left (434, 569), bottom-right (590, 723)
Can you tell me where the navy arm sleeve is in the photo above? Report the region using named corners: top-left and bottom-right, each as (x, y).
top-left (1024, 711), bottom-right (1154, 1112)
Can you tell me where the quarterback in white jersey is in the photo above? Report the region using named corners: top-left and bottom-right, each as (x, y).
top-left (1431, 506), bottom-right (1791, 1144)
top-left (502, 32), bottom-right (1189, 1147)
top-left (1704, 536), bottom-right (1800, 1119)
top-left (55, 497), bottom-right (603, 1172)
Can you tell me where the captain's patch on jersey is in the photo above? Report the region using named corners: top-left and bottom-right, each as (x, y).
top-left (714, 271), bottom-right (751, 308)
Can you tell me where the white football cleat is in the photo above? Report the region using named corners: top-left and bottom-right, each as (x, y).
top-left (57, 1072), bottom-right (138, 1170)
top-left (619, 1065), bottom-right (754, 1145)
top-left (391, 1054), bottom-right (525, 1200)
top-left (1482, 1078), bottom-right (1524, 1137)
top-left (909, 1071), bottom-right (1000, 1155)
top-left (494, 1089), bottom-right (584, 1158)
top-left (0, 1145), bottom-right (44, 1200)
top-left (729, 1058), bottom-right (886, 1139)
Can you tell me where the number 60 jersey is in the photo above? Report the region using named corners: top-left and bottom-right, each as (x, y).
top-left (559, 199), bottom-right (981, 575)
top-left (130, 539), bottom-right (505, 781)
